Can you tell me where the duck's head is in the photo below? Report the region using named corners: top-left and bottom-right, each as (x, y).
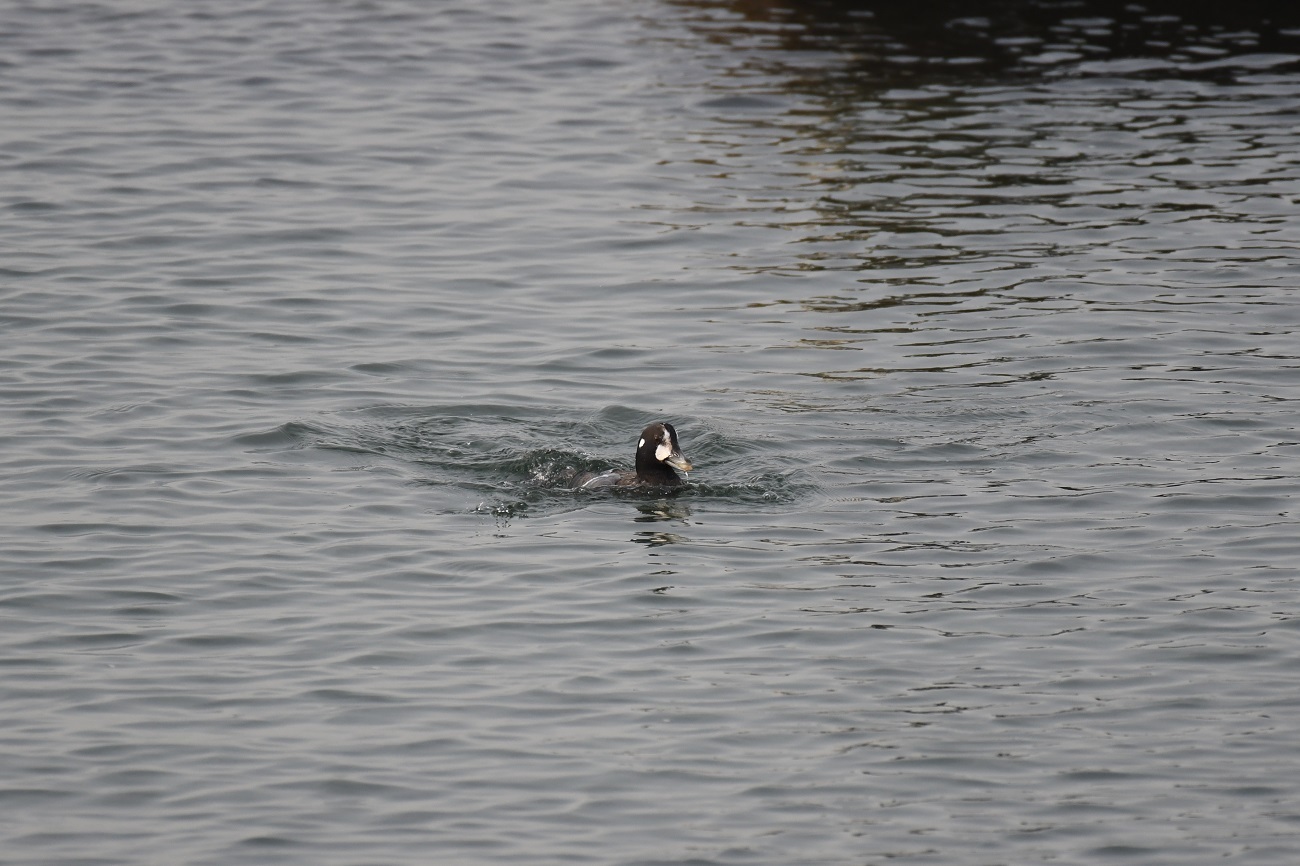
top-left (635, 421), bottom-right (692, 483)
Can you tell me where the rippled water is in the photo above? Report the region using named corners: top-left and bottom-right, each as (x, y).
top-left (3, 1), bottom-right (1299, 864)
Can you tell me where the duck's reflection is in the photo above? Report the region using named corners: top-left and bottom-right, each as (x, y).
top-left (633, 530), bottom-right (690, 548)
top-left (633, 500), bottom-right (692, 523)
top-left (631, 500), bottom-right (692, 547)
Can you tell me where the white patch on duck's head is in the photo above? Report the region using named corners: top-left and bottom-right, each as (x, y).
top-left (654, 426), bottom-right (674, 462)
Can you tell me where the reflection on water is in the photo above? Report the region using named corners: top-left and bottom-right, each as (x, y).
top-left (633, 529), bottom-right (692, 547)
top-left (633, 502), bottom-right (694, 547)
top-left (651, 0), bottom-right (1300, 405)
top-left (633, 500), bottom-right (694, 522)
top-left (671, 0), bottom-right (1300, 79)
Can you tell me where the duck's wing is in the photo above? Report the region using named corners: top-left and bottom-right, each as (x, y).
top-left (575, 469), bottom-right (623, 490)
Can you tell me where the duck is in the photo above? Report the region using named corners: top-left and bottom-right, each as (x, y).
top-left (574, 422), bottom-right (693, 490)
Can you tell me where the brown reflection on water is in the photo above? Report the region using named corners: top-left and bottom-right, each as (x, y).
top-left (668, 0), bottom-right (1300, 82)
top-left (652, 0), bottom-right (1300, 395)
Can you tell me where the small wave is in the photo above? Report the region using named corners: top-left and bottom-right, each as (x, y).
top-left (282, 406), bottom-right (816, 518)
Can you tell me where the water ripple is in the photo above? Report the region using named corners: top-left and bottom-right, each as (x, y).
top-left (1, 1), bottom-right (1299, 865)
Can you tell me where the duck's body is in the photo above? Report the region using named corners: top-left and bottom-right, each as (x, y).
top-left (574, 422), bottom-right (693, 490)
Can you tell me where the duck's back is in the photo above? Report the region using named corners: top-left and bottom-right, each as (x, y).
top-left (573, 469), bottom-right (636, 490)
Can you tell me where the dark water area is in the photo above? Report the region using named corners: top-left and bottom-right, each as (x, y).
top-left (2, 1), bottom-right (1298, 864)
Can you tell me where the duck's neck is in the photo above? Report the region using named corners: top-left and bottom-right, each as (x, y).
top-left (635, 453), bottom-right (681, 486)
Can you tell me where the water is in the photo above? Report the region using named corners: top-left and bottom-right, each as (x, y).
top-left (2, 1), bottom-right (1299, 863)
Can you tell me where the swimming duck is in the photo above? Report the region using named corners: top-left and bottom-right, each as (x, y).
top-left (574, 422), bottom-right (693, 489)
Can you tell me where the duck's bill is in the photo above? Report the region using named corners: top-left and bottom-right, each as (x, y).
top-left (666, 452), bottom-right (693, 472)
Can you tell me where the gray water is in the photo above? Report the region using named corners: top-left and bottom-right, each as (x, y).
top-left (3, 1), bottom-right (1299, 863)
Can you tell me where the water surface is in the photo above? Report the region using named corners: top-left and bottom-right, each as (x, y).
top-left (2, 1), bottom-right (1299, 864)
